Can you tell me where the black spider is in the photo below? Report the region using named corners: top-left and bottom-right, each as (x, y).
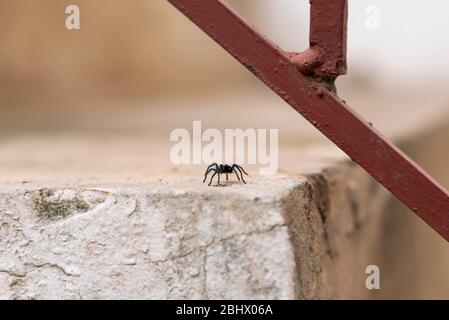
top-left (203, 163), bottom-right (249, 186)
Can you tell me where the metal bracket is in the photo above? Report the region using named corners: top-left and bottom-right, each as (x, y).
top-left (291, 0), bottom-right (347, 83)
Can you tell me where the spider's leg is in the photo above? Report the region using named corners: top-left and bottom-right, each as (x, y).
top-left (232, 168), bottom-right (241, 181)
top-left (203, 169), bottom-right (212, 183)
top-left (203, 163), bottom-right (217, 183)
top-left (226, 173), bottom-right (229, 181)
top-left (205, 169), bottom-right (216, 185)
top-left (232, 165), bottom-right (246, 183)
top-left (208, 171), bottom-right (218, 186)
top-left (203, 168), bottom-right (216, 183)
top-left (217, 173), bottom-right (221, 186)
top-left (235, 165), bottom-right (249, 176)
top-left (235, 166), bottom-right (247, 184)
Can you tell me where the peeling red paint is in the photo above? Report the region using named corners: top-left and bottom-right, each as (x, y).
top-left (167, 0), bottom-right (449, 242)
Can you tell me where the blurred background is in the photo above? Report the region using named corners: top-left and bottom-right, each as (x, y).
top-left (1, 0), bottom-right (449, 131)
top-left (1, 0), bottom-right (449, 299)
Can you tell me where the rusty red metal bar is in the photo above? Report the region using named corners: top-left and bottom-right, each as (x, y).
top-left (167, 0), bottom-right (449, 242)
top-left (292, 0), bottom-right (348, 80)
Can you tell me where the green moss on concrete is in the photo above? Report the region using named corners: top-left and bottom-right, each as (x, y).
top-left (33, 189), bottom-right (89, 219)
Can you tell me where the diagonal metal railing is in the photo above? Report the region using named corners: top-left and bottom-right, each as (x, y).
top-left (167, 0), bottom-right (449, 243)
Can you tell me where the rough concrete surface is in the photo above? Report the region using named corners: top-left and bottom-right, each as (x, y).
top-left (0, 160), bottom-right (389, 299)
top-left (0, 180), bottom-right (295, 299)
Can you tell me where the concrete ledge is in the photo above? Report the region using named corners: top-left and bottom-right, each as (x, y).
top-left (0, 160), bottom-right (388, 299)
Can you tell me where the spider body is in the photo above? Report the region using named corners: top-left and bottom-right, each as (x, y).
top-left (203, 163), bottom-right (249, 186)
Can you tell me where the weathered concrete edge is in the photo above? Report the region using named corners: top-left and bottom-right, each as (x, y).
top-left (1, 180), bottom-right (298, 299)
top-left (0, 156), bottom-right (389, 299)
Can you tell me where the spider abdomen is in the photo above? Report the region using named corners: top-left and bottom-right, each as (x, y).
top-left (221, 165), bottom-right (233, 173)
